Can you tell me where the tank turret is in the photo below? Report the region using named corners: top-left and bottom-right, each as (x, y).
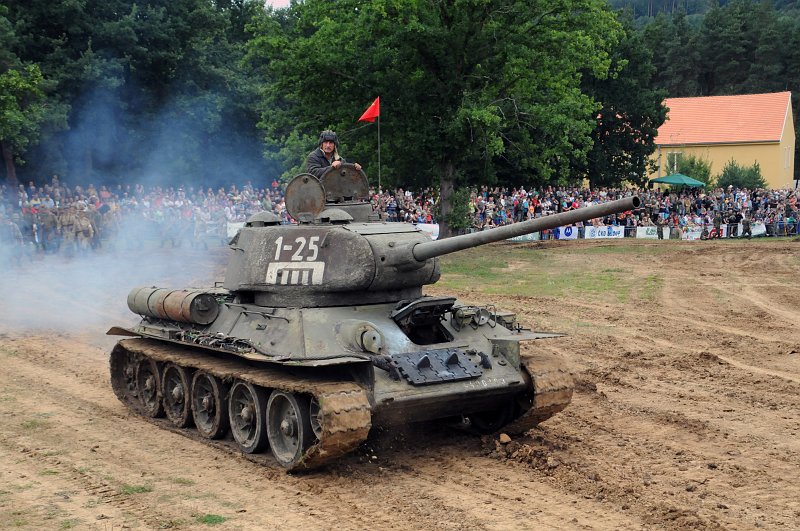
top-left (223, 165), bottom-right (640, 307)
top-left (108, 162), bottom-right (641, 471)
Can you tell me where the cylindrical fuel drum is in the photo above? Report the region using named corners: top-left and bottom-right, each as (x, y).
top-left (126, 287), bottom-right (220, 325)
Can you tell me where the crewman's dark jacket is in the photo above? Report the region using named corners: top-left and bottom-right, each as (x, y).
top-left (305, 148), bottom-right (345, 179)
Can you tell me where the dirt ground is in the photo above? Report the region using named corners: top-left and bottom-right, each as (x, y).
top-left (1, 238), bottom-right (798, 530)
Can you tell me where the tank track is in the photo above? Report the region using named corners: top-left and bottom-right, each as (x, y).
top-left (503, 351), bottom-right (574, 435)
top-left (110, 338), bottom-right (371, 471)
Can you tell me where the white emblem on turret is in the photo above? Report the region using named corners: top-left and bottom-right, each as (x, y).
top-left (266, 262), bottom-right (325, 285)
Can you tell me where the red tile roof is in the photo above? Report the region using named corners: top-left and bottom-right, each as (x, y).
top-left (655, 92), bottom-right (791, 146)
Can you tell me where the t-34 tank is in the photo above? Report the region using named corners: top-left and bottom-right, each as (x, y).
top-left (109, 165), bottom-right (640, 470)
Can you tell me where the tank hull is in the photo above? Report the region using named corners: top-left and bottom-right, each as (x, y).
top-left (109, 294), bottom-right (572, 469)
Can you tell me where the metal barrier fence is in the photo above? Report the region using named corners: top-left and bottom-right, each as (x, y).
top-left (529, 221), bottom-right (799, 241)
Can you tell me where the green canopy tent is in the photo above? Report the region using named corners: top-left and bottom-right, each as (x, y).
top-left (651, 173), bottom-right (706, 187)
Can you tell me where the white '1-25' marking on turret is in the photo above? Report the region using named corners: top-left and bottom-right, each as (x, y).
top-left (265, 236), bottom-right (325, 285)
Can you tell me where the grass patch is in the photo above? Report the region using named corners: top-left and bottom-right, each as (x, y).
top-left (170, 477), bottom-right (194, 486)
top-left (194, 513), bottom-right (227, 525)
top-left (39, 470), bottom-right (59, 476)
top-left (710, 287), bottom-right (731, 304)
top-left (60, 519), bottom-right (79, 529)
top-left (157, 517), bottom-right (188, 528)
top-left (641, 274), bottom-right (664, 301)
top-left (21, 419), bottom-right (48, 430)
top-left (119, 484), bottom-right (153, 495)
top-left (434, 241), bottom-right (741, 304)
top-left (42, 450), bottom-right (62, 457)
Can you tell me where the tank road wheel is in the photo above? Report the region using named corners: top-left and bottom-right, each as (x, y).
top-left (228, 381), bottom-right (268, 454)
top-left (135, 358), bottom-right (164, 418)
top-left (191, 372), bottom-right (230, 439)
top-left (162, 363), bottom-right (193, 428)
top-left (266, 391), bottom-right (314, 469)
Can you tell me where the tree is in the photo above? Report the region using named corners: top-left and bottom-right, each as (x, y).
top-left (677, 153), bottom-right (713, 186)
top-left (577, 12), bottom-right (667, 187)
top-left (716, 159), bottom-right (767, 190)
top-left (0, 65), bottom-right (49, 184)
top-left (640, 11), bottom-right (703, 97)
top-left (3, 0), bottom-right (270, 186)
top-left (247, 0), bottom-right (623, 237)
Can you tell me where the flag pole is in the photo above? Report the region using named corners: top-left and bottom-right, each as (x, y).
top-left (377, 115), bottom-right (381, 191)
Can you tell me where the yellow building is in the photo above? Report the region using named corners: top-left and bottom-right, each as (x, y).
top-left (651, 92), bottom-right (795, 188)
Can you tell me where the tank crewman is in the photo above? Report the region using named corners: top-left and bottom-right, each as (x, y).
top-left (305, 130), bottom-right (362, 179)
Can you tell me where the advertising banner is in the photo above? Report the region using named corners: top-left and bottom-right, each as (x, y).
top-left (584, 226), bottom-right (624, 239)
top-left (635, 227), bottom-right (659, 239)
top-left (555, 226), bottom-right (579, 240)
top-left (509, 232), bottom-right (540, 242)
top-left (682, 227), bottom-right (704, 240)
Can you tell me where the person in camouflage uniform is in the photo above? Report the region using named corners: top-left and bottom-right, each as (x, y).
top-left (86, 204), bottom-right (102, 249)
top-left (741, 214), bottom-right (752, 239)
top-left (58, 204), bottom-right (78, 254)
top-left (212, 209), bottom-right (228, 245)
top-left (73, 206), bottom-right (95, 253)
top-left (1, 214), bottom-right (25, 266)
top-left (99, 206), bottom-right (121, 250)
top-left (191, 206), bottom-right (209, 249)
top-left (36, 205), bottom-right (60, 252)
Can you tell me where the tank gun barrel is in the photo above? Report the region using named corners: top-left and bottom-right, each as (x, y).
top-left (412, 196), bottom-right (641, 261)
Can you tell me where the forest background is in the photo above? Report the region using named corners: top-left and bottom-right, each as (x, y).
top-left (1, 0), bottom-right (798, 234)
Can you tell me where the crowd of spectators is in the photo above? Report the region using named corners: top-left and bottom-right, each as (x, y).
top-left (369, 184), bottom-right (799, 237)
top-left (1, 174), bottom-right (798, 265)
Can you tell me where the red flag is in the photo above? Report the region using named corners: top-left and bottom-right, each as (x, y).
top-left (358, 97), bottom-right (380, 123)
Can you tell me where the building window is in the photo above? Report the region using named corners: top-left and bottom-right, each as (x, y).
top-left (666, 152), bottom-right (682, 173)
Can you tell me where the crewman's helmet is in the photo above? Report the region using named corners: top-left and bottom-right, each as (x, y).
top-left (318, 130), bottom-right (339, 148)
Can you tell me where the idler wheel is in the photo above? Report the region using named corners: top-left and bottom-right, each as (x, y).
top-left (191, 372), bottom-right (230, 439)
top-left (266, 391), bottom-right (314, 469)
top-left (162, 363), bottom-right (193, 428)
top-left (135, 358), bottom-right (164, 418)
top-left (228, 381), bottom-right (268, 454)
top-left (110, 347), bottom-right (138, 403)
